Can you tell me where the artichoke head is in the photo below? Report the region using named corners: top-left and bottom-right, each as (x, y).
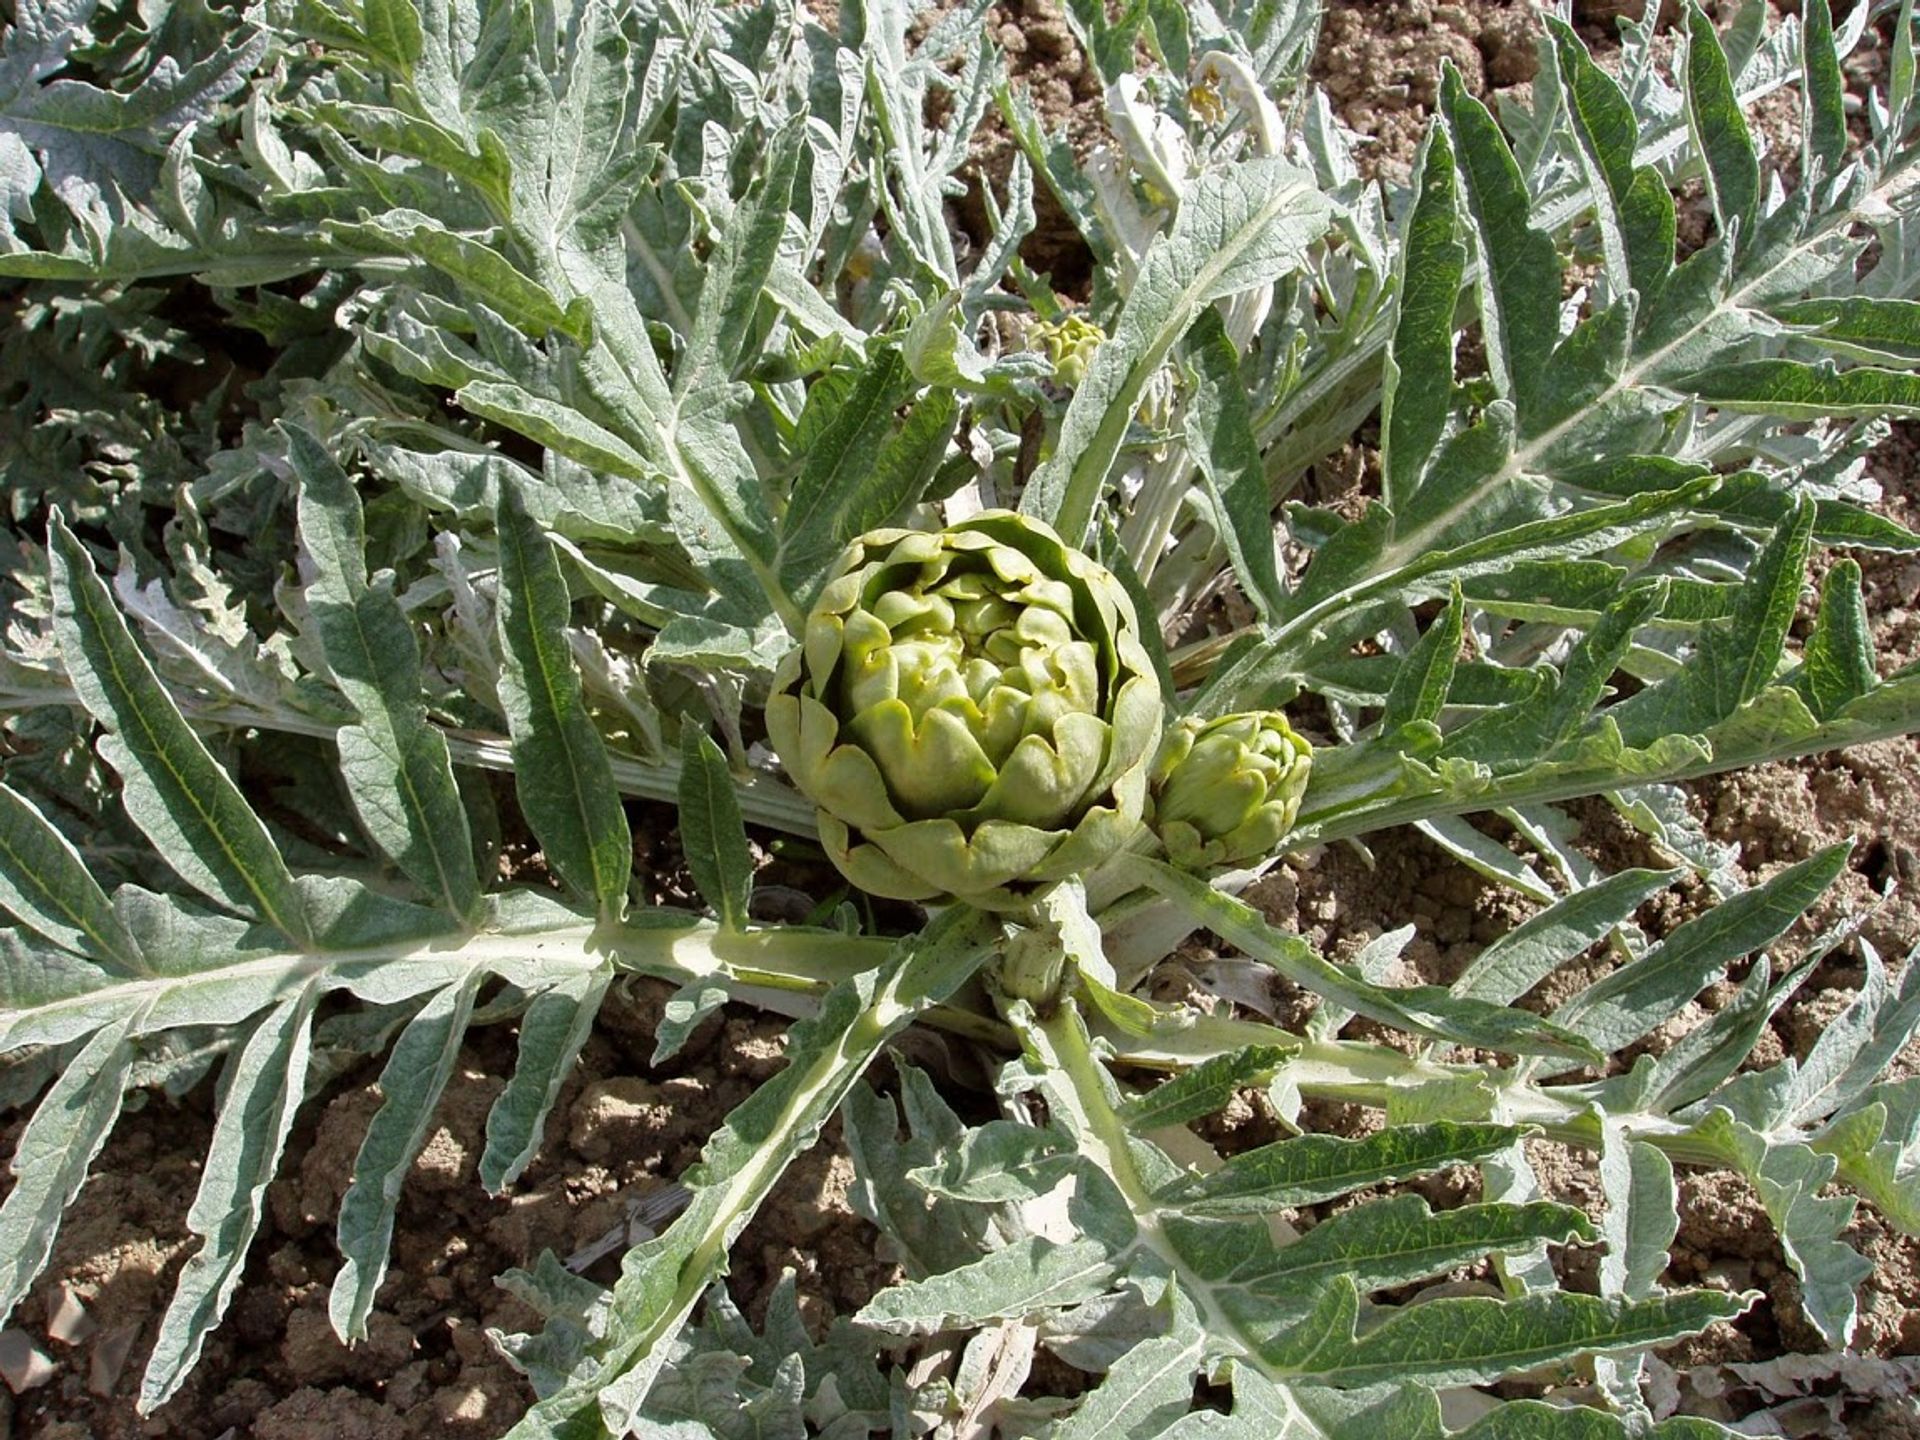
top-left (1149, 711), bottom-right (1311, 869)
top-left (766, 512), bottom-right (1163, 909)
top-left (1029, 312), bottom-right (1105, 388)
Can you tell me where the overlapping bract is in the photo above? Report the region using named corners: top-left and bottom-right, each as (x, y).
top-left (1150, 711), bottom-right (1311, 868)
top-left (767, 512), bottom-right (1161, 907)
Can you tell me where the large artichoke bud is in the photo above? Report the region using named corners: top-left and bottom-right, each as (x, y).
top-left (766, 512), bottom-right (1163, 908)
top-left (1149, 712), bottom-right (1311, 869)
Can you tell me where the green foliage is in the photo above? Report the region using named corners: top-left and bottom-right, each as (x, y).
top-left (1, 0), bottom-right (1919, 1435)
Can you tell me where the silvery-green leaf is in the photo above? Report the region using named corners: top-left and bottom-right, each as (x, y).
top-left (1052, 1288), bottom-right (1206, 1440)
top-left (1613, 500), bottom-right (1814, 747)
top-left (323, 212), bottom-right (581, 337)
top-left (856, 1235), bottom-right (1118, 1335)
top-left (1185, 309), bottom-right (1286, 622)
top-left (1231, 1195), bottom-right (1594, 1302)
top-left (0, 1018), bottom-right (133, 1326)
top-left (368, 442), bottom-right (664, 545)
top-left (676, 119), bottom-right (804, 399)
top-left (1681, 359), bottom-right (1920, 418)
top-left (1818, 1077), bottom-right (1920, 1233)
top-left (319, 100), bottom-right (511, 207)
top-left (1769, 296), bottom-right (1920, 366)
top-left (1024, 156), bottom-right (1333, 543)
top-left (1443, 583), bottom-right (1667, 771)
top-left (639, 1349), bottom-right (806, 1440)
top-left (1553, 845), bottom-right (1846, 1054)
top-left (676, 728), bottom-right (753, 933)
top-left (651, 979), bottom-right (730, 1067)
top-left (1300, 1386), bottom-right (1732, 1439)
top-left (47, 514), bottom-right (310, 944)
top-left (843, 1067), bottom-right (992, 1279)
top-left (481, 964), bottom-right (612, 1194)
top-left (1383, 125), bottom-right (1466, 507)
top-left (1783, 939), bottom-right (1920, 1127)
top-left (141, 988), bottom-right (317, 1408)
top-left (1413, 817), bottom-right (1555, 903)
top-left (908, 1119), bottom-right (1076, 1203)
top-left (494, 486), bottom-right (632, 917)
top-left (1794, 559), bottom-right (1877, 721)
top-left (1640, 951), bottom-right (1804, 1114)
top-left (1438, 68), bottom-right (1559, 435)
top-left (1379, 588), bottom-right (1463, 735)
top-left (460, 380), bottom-right (654, 479)
top-left (1689, 1109), bottom-right (1869, 1346)
top-left (1206, 480), bottom-right (1720, 713)
top-left (1594, 1125), bottom-right (1678, 1410)
top-left (0, 930), bottom-right (116, 1038)
top-left (289, 424), bottom-right (479, 920)
top-left (1266, 1276), bottom-right (1749, 1387)
top-left (1454, 868), bottom-right (1677, 1005)
top-left (0, 781), bottom-right (144, 973)
top-left (330, 972), bottom-right (481, 1341)
top-left (1123, 856), bottom-right (1601, 1063)
top-left (1600, 1129), bottom-right (1676, 1304)
top-left (1548, 17), bottom-right (1675, 308)
top-left (1159, 1122), bottom-right (1522, 1216)
top-left (1683, 2), bottom-right (1759, 244)
top-left (505, 908), bottom-right (999, 1438)
top-left (1120, 1045), bottom-right (1295, 1133)
top-left (1036, 1287), bottom-right (1166, 1375)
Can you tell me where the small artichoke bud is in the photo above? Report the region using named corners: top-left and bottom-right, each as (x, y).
top-left (766, 511), bottom-right (1163, 910)
top-left (1029, 312), bottom-right (1105, 387)
top-left (1149, 712), bottom-right (1311, 869)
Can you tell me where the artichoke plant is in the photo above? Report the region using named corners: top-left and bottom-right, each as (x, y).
top-left (766, 512), bottom-right (1162, 908)
top-left (1149, 711), bottom-right (1311, 869)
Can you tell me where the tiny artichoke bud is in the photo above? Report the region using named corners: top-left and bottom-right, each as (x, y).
top-left (1029, 312), bottom-right (1105, 387)
top-left (1149, 712), bottom-right (1311, 869)
top-left (766, 511), bottom-right (1163, 910)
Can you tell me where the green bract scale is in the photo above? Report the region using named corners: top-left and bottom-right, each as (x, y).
top-left (766, 512), bottom-right (1163, 908)
top-left (1150, 711), bottom-right (1311, 869)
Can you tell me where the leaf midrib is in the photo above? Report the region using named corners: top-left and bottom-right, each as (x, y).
top-left (71, 547), bottom-right (308, 947)
top-left (328, 578), bottom-right (470, 917)
top-left (502, 516), bottom-right (621, 914)
top-left (0, 808), bottom-right (144, 974)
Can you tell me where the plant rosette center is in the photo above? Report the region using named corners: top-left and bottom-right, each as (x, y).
top-left (768, 511), bottom-right (1163, 908)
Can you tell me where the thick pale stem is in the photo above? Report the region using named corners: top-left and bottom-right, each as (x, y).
top-left (1085, 1012), bottom-right (1738, 1171)
top-left (0, 910), bottom-right (894, 1053)
top-left (1118, 445), bottom-right (1194, 587)
top-left (1033, 998), bottom-right (1277, 1374)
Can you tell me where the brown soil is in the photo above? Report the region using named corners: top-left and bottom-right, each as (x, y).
top-left (5, 2), bottom-right (1919, 1437)
top-left (1, 975), bottom-right (896, 1438)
